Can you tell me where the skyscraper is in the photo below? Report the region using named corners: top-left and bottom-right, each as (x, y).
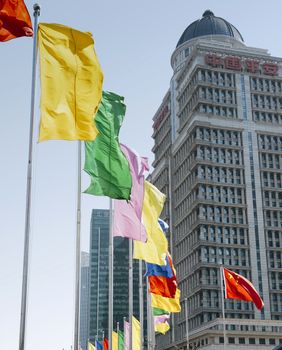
top-left (151, 10), bottom-right (282, 350)
top-left (80, 252), bottom-right (90, 350)
top-left (88, 209), bottom-right (141, 343)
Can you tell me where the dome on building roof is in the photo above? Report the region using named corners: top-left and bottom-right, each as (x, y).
top-left (176, 10), bottom-right (244, 47)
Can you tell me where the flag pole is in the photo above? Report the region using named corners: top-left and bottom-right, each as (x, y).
top-left (184, 298), bottom-right (189, 350)
top-left (117, 321), bottom-right (119, 332)
top-left (129, 239), bottom-right (133, 350)
top-left (74, 141), bottom-right (82, 350)
top-left (139, 260), bottom-right (144, 350)
top-left (19, 4), bottom-right (40, 350)
top-left (220, 266), bottom-right (227, 350)
top-left (96, 228), bottom-right (101, 338)
top-left (108, 199), bottom-right (113, 349)
top-left (146, 277), bottom-right (152, 350)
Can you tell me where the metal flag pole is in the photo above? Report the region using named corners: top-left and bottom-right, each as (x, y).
top-left (74, 141), bottom-right (82, 350)
top-left (96, 228), bottom-right (101, 338)
top-left (117, 321), bottom-right (120, 332)
top-left (139, 260), bottom-right (144, 350)
top-left (146, 277), bottom-right (152, 350)
top-left (108, 199), bottom-right (113, 349)
top-left (220, 266), bottom-right (227, 350)
top-left (129, 239), bottom-right (133, 350)
top-left (184, 298), bottom-right (189, 350)
top-left (19, 4), bottom-right (40, 350)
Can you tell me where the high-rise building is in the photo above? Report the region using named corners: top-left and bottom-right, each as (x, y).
top-left (80, 252), bottom-right (90, 350)
top-left (88, 209), bottom-right (141, 344)
top-left (151, 10), bottom-right (282, 350)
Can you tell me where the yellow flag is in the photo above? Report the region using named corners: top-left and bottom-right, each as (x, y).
top-left (134, 181), bottom-right (167, 265)
top-left (38, 23), bottom-right (103, 141)
top-left (88, 341), bottom-right (96, 350)
top-left (155, 321), bottom-right (170, 334)
top-left (112, 331), bottom-right (118, 350)
top-left (132, 316), bottom-right (141, 350)
top-left (151, 288), bottom-right (181, 313)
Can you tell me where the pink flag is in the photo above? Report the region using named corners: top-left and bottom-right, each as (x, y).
top-left (113, 144), bottom-right (149, 242)
top-left (154, 314), bottom-right (170, 325)
top-left (124, 320), bottom-right (130, 350)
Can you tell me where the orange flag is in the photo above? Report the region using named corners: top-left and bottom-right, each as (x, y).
top-left (103, 338), bottom-right (108, 350)
top-left (223, 267), bottom-right (264, 310)
top-left (0, 0), bottom-right (33, 42)
top-left (149, 275), bottom-right (177, 298)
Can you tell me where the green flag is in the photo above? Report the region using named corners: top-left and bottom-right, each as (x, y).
top-left (153, 307), bottom-right (170, 316)
top-left (118, 330), bottom-right (124, 350)
top-left (84, 91), bottom-right (132, 199)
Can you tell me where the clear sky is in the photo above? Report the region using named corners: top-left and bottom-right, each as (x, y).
top-left (1, 0), bottom-right (282, 349)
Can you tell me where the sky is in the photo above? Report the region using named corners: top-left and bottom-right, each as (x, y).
top-left (1, 0), bottom-right (282, 349)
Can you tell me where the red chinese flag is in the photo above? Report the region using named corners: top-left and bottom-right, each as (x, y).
top-left (149, 275), bottom-right (177, 298)
top-left (103, 337), bottom-right (108, 350)
top-left (223, 268), bottom-right (264, 310)
top-left (0, 0), bottom-right (33, 42)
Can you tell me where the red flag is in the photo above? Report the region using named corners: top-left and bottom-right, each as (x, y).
top-left (149, 275), bottom-right (177, 298)
top-left (0, 0), bottom-right (33, 42)
top-left (223, 267), bottom-right (264, 310)
top-left (103, 337), bottom-right (108, 350)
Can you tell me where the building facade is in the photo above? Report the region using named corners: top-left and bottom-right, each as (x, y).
top-left (80, 252), bottom-right (90, 350)
top-left (88, 209), bottom-right (141, 344)
top-left (151, 10), bottom-right (282, 350)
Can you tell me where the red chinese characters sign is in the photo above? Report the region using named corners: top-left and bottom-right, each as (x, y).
top-left (205, 54), bottom-right (279, 76)
top-left (153, 105), bottom-right (169, 130)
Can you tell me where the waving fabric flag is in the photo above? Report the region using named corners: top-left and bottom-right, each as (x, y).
top-left (151, 288), bottom-right (181, 313)
top-left (158, 218), bottom-right (169, 233)
top-left (132, 316), bottom-right (141, 350)
top-left (94, 340), bottom-right (103, 350)
top-left (84, 92), bottom-right (132, 199)
top-left (149, 275), bottom-right (177, 298)
top-left (153, 307), bottom-right (169, 316)
top-left (145, 253), bottom-right (175, 278)
top-left (38, 23), bottom-right (103, 141)
top-left (118, 331), bottom-right (124, 350)
top-left (0, 0), bottom-right (33, 42)
top-left (103, 338), bottom-right (108, 350)
top-left (223, 267), bottom-right (264, 310)
top-left (155, 321), bottom-right (170, 334)
top-left (113, 144), bottom-right (148, 241)
top-left (124, 321), bottom-right (130, 350)
top-left (88, 342), bottom-right (96, 350)
top-left (134, 181), bottom-right (167, 265)
top-left (112, 331), bottom-right (118, 350)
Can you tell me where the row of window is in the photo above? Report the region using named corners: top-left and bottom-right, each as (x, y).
top-left (252, 93), bottom-right (282, 110)
top-left (198, 205), bottom-right (246, 225)
top-left (198, 103), bottom-right (238, 118)
top-left (198, 184), bottom-right (244, 204)
top-left (258, 134), bottom-right (282, 151)
top-left (264, 191), bottom-right (282, 208)
top-left (262, 171), bottom-right (282, 188)
top-left (197, 146), bottom-right (242, 165)
top-left (250, 77), bottom-right (282, 94)
top-left (201, 246), bottom-right (249, 266)
top-left (268, 230), bottom-right (282, 248)
top-left (199, 225), bottom-right (247, 245)
top-left (270, 272), bottom-right (282, 289)
top-left (199, 86), bottom-right (236, 105)
top-left (253, 111), bottom-right (282, 124)
top-left (197, 165), bottom-right (244, 184)
top-left (198, 69), bottom-right (235, 88)
top-left (261, 152), bottom-right (282, 170)
top-left (196, 127), bottom-right (242, 146)
top-left (265, 210), bottom-right (282, 229)
top-left (269, 250), bottom-right (282, 268)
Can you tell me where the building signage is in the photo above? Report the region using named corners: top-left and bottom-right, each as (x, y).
top-left (205, 53), bottom-right (279, 76)
top-left (153, 105), bottom-right (169, 130)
